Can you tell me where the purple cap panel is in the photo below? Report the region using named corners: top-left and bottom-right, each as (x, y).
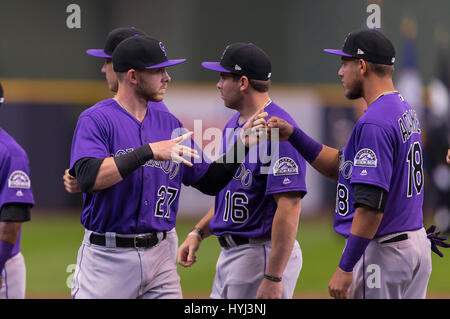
top-left (323, 49), bottom-right (353, 57)
top-left (201, 62), bottom-right (231, 73)
top-left (86, 49), bottom-right (112, 58)
top-left (145, 59), bottom-right (186, 69)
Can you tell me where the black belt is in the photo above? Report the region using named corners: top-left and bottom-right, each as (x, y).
top-left (218, 234), bottom-right (249, 248)
top-left (380, 233), bottom-right (408, 244)
top-left (218, 234), bottom-right (269, 249)
top-left (89, 231), bottom-right (167, 248)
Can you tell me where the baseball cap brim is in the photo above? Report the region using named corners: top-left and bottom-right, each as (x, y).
top-left (86, 49), bottom-right (112, 58)
top-left (201, 62), bottom-right (231, 73)
top-left (323, 49), bottom-right (353, 57)
top-left (145, 59), bottom-right (186, 69)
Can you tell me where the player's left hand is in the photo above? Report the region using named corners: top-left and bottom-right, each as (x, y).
top-left (328, 267), bottom-right (353, 299)
top-left (240, 108), bottom-right (269, 148)
top-left (256, 278), bottom-right (282, 299)
top-left (446, 149), bottom-right (450, 165)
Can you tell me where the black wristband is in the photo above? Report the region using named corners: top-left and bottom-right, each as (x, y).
top-left (263, 274), bottom-right (282, 282)
top-left (191, 227), bottom-right (205, 239)
top-left (114, 144), bottom-right (154, 178)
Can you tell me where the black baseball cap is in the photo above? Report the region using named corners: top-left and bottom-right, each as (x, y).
top-left (86, 27), bottom-right (147, 58)
top-left (202, 42), bottom-right (272, 81)
top-left (113, 35), bottom-right (186, 72)
top-left (324, 29), bottom-right (396, 65)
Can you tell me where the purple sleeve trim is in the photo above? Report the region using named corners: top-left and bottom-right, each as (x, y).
top-left (338, 234), bottom-right (371, 272)
top-left (0, 241), bottom-right (14, 278)
top-left (288, 127), bottom-right (323, 163)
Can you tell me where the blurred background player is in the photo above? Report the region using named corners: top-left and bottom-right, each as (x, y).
top-left (63, 26), bottom-right (170, 193)
top-left (268, 29), bottom-right (449, 298)
top-left (178, 43), bottom-right (306, 299)
top-left (0, 82), bottom-right (35, 298)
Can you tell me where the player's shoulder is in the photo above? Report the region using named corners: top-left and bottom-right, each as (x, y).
top-left (361, 92), bottom-right (410, 125)
top-left (266, 102), bottom-right (298, 127)
top-left (78, 98), bottom-right (118, 120)
top-left (0, 129), bottom-right (28, 161)
top-left (148, 105), bottom-right (183, 127)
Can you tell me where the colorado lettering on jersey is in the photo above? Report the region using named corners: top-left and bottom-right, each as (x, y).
top-left (398, 109), bottom-right (421, 143)
top-left (233, 163), bottom-right (253, 187)
top-left (112, 148), bottom-right (180, 179)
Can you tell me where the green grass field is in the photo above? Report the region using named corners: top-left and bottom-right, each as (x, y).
top-left (21, 212), bottom-right (450, 298)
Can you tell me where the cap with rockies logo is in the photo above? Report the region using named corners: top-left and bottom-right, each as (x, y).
top-left (202, 42), bottom-right (272, 81)
top-left (86, 26), bottom-right (147, 58)
top-left (324, 29), bottom-right (396, 65)
top-left (112, 35), bottom-right (186, 72)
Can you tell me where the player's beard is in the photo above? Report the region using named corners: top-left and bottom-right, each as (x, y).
top-left (345, 77), bottom-right (364, 100)
top-left (135, 78), bottom-right (162, 102)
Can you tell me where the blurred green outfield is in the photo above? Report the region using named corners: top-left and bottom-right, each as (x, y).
top-left (21, 212), bottom-right (450, 298)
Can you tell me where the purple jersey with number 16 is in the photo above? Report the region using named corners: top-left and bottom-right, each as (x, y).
top-left (334, 92), bottom-right (424, 237)
top-left (69, 98), bottom-right (209, 234)
top-left (209, 102), bottom-right (307, 238)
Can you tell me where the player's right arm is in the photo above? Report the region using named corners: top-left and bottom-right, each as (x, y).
top-left (71, 131), bottom-right (198, 192)
top-left (267, 116), bottom-right (340, 181)
top-left (177, 205), bottom-right (214, 268)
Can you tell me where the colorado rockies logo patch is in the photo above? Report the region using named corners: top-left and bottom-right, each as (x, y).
top-left (273, 157), bottom-right (298, 176)
top-left (159, 42), bottom-right (167, 56)
top-left (354, 148), bottom-right (377, 167)
top-left (8, 170), bottom-right (31, 189)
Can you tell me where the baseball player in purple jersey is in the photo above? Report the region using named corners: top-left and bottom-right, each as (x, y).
top-left (63, 27), bottom-right (170, 193)
top-left (69, 35), bottom-right (267, 299)
top-left (0, 83), bottom-right (35, 299)
top-left (267, 29), bottom-right (449, 299)
top-left (178, 43), bottom-right (307, 299)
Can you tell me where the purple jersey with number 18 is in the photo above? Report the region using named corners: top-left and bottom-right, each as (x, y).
top-left (334, 92), bottom-right (424, 237)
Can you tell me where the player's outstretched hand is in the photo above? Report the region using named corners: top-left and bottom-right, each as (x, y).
top-left (177, 231), bottom-right (202, 267)
top-left (267, 116), bottom-right (294, 142)
top-left (446, 149), bottom-right (450, 165)
top-left (328, 267), bottom-right (353, 299)
top-left (150, 131), bottom-right (199, 167)
top-left (63, 169), bottom-right (81, 194)
top-left (239, 108), bottom-right (269, 148)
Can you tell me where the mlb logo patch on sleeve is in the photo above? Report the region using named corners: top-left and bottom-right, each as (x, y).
top-left (354, 148), bottom-right (377, 167)
top-left (8, 170), bottom-right (31, 189)
top-left (273, 157), bottom-right (298, 176)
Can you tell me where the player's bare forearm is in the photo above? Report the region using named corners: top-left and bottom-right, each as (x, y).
top-left (193, 204), bottom-right (215, 239)
top-left (350, 205), bottom-right (384, 239)
top-left (93, 157), bottom-right (123, 191)
top-left (310, 146), bottom-right (340, 181)
top-left (257, 192), bottom-right (301, 298)
top-left (0, 222), bottom-right (21, 244)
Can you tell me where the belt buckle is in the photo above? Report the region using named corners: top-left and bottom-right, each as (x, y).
top-left (134, 235), bottom-right (148, 248)
top-left (134, 234), bottom-right (159, 248)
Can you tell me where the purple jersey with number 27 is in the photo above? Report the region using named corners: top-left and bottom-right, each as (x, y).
top-left (334, 92), bottom-right (424, 237)
top-left (69, 99), bottom-right (209, 234)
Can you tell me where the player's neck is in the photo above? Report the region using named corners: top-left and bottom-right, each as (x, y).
top-left (114, 90), bottom-right (148, 123)
top-left (238, 93), bottom-right (271, 125)
top-left (363, 76), bottom-right (396, 106)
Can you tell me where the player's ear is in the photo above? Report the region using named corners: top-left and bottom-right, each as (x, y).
top-left (127, 69), bottom-right (138, 85)
top-left (239, 76), bottom-right (249, 91)
top-left (359, 59), bottom-right (368, 75)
